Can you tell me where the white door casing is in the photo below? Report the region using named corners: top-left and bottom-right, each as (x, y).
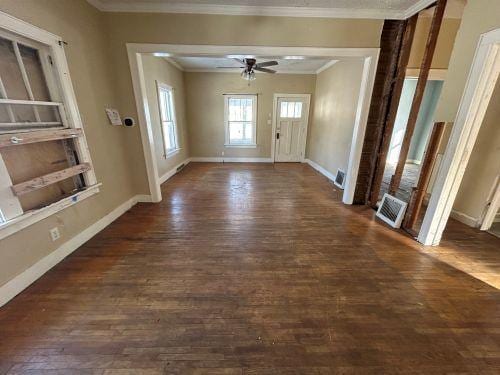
top-left (273, 95), bottom-right (310, 162)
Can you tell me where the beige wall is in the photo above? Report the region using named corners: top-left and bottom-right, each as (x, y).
top-left (408, 17), bottom-right (462, 70)
top-left (452, 79), bottom-right (500, 223)
top-left (435, 0), bottom-right (500, 122)
top-left (0, 0), bottom-right (135, 287)
top-left (185, 72), bottom-right (316, 158)
top-left (106, 13), bottom-right (383, 192)
top-left (307, 59), bottom-right (364, 177)
top-left (142, 55), bottom-right (189, 176)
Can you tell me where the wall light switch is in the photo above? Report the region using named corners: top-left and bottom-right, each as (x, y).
top-left (50, 227), bottom-right (60, 242)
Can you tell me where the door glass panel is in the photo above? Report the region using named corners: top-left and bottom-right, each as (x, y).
top-left (280, 101), bottom-right (302, 118)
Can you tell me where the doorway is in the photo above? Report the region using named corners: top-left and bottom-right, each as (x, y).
top-left (272, 94), bottom-right (311, 162)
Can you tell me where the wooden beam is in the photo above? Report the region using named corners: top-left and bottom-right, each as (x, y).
top-left (389, 0), bottom-right (447, 195)
top-left (403, 122), bottom-right (446, 229)
top-left (0, 128), bottom-right (82, 148)
top-left (366, 15), bottom-right (419, 207)
top-left (353, 19), bottom-right (415, 204)
top-left (11, 163), bottom-right (91, 196)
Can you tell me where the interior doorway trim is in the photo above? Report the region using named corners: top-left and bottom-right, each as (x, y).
top-left (418, 28), bottom-right (500, 245)
top-left (271, 93), bottom-right (311, 163)
top-left (480, 175), bottom-right (500, 231)
top-left (127, 44), bottom-right (379, 203)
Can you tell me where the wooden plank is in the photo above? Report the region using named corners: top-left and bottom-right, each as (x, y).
top-left (389, 0), bottom-right (447, 195)
top-left (0, 128), bottom-right (82, 148)
top-left (11, 163), bottom-right (91, 196)
top-left (367, 15), bottom-right (419, 207)
top-left (352, 20), bottom-right (408, 204)
top-left (0, 99), bottom-right (62, 106)
top-left (403, 122), bottom-right (446, 229)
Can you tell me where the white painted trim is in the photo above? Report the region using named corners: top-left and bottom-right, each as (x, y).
top-left (159, 158), bottom-right (191, 184)
top-left (342, 52), bottom-right (379, 204)
top-left (406, 68), bottom-right (447, 81)
top-left (127, 51), bottom-right (162, 203)
top-left (127, 44), bottom-right (379, 205)
top-left (86, 0), bottom-right (414, 19)
top-left (402, 0), bottom-right (436, 19)
top-left (190, 157), bottom-right (272, 163)
top-left (184, 69), bottom-right (318, 75)
top-left (419, 28), bottom-right (500, 246)
top-left (316, 60), bottom-right (338, 74)
top-left (0, 194), bottom-right (146, 307)
top-left (0, 185), bottom-right (101, 241)
top-left (449, 209), bottom-right (479, 228)
top-left (480, 175), bottom-right (500, 230)
top-left (305, 159), bottom-right (337, 183)
top-left (271, 93), bottom-right (311, 164)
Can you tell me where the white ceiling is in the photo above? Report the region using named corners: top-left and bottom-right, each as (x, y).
top-left (87, 0), bottom-right (460, 19)
top-left (164, 56), bottom-right (337, 74)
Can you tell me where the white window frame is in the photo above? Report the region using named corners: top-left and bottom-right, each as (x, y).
top-left (0, 11), bottom-right (99, 240)
top-left (155, 81), bottom-right (179, 158)
top-left (224, 94), bottom-right (257, 148)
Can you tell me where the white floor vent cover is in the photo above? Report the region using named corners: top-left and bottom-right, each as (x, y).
top-left (376, 193), bottom-right (408, 228)
top-left (334, 169), bottom-right (346, 189)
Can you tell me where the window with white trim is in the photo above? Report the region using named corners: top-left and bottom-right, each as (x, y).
top-left (224, 94), bottom-right (257, 147)
top-left (0, 18), bottom-right (97, 235)
top-left (156, 82), bottom-right (179, 156)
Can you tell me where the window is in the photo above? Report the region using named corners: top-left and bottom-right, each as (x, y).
top-left (224, 94), bottom-right (257, 147)
top-left (280, 101), bottom-right (303, 118)
top-left (156, 82), bottom-right (179, 156)
top-left (0, 15), bottom-right (98, 238)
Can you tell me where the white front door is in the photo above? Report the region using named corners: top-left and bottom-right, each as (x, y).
top-left (274, 96), bottom-right (309, 162)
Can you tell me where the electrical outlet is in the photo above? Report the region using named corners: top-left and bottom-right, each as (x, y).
top-left (221, 151), bottom-right (225, 156)
top-left (50, 227), bottom-right (60, 241)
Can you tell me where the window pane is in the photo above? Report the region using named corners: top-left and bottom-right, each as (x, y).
top-left (229, 122), bottom-right (244, 141)
top-left (0, 37), bottom-right (29, 100)
top-left (228, 98), bottom-right (241, 121)
top-left (167, 122), bottom-right (176, 150)
top-left (19, 43), bottom-right (51, 102)
top-left (294, 102), bottom-right (302, 118)
top-left (162, 121), bottom-right (171, 150)
top-left (280, 101), bottom-right (302, 118)
top-left (244, 123), bottom-right (253, 140)
top-left (280, 102), bottom-right (288, 117)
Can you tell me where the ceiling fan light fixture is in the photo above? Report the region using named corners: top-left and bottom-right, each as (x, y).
top-left (241, 70), bottom-right (256, 81)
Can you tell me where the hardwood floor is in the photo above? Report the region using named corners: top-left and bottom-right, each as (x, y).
top-left (1, 162), bottom-right (499, 374)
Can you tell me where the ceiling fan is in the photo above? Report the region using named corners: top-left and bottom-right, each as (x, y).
top-left (217, 58), bottom-right (278, 81)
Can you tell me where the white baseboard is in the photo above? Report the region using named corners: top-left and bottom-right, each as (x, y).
top-left (190, 157), bottom-right (272, 163)
top-left (0, 194), bottom-right (145, 307)
top-left (449, 209), bottom-right (479, 228)
top-left (304, 159), bottom-right (336, 182)
top-left (406, 159), bottom-right (421, 165)
top-left (159, 158), bottom-right (191, 184)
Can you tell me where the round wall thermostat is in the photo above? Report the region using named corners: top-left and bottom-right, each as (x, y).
top-left (123, 117), bottom-right (135, 127)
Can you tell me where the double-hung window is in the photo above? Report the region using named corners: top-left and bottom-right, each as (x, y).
top-left (156, 82), bottom-right (179, 157)
top-left (224, 94), bottom-right (257, 147)
top-left (0, 14), bottom-right (97, 238)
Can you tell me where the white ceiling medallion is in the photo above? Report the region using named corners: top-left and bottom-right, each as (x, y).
top-left (86, 0), bottom-right (437, 20)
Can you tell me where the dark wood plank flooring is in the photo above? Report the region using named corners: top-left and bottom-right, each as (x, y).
top-left (0, 162), bottom-right (499, 374)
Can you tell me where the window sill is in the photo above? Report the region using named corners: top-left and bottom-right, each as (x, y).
top-left (0, 184), bottom-right (101, 241)
top-left (224, 144), bottom-right (257, 148)
top-left (164, 148), bottom-right (181, 159)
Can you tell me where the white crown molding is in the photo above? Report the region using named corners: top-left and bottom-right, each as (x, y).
top-left (402, 0), bottom-right (436, 18)
top-left (183, 68), bottom-right (318, 74)
top-left (87, 0), bottom-right (413, 19)
top-left (316, 60), bottom-right (338, 74)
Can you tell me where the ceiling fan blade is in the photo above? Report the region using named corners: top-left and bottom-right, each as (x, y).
top-left (232, 58), bottom-right (246, 65)
top-left (254, 67), bottom-right (276, 74)
top-left (255, 61), bottom-right (278, 68)
top-left (216, 66), bottom-right (245, 69)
